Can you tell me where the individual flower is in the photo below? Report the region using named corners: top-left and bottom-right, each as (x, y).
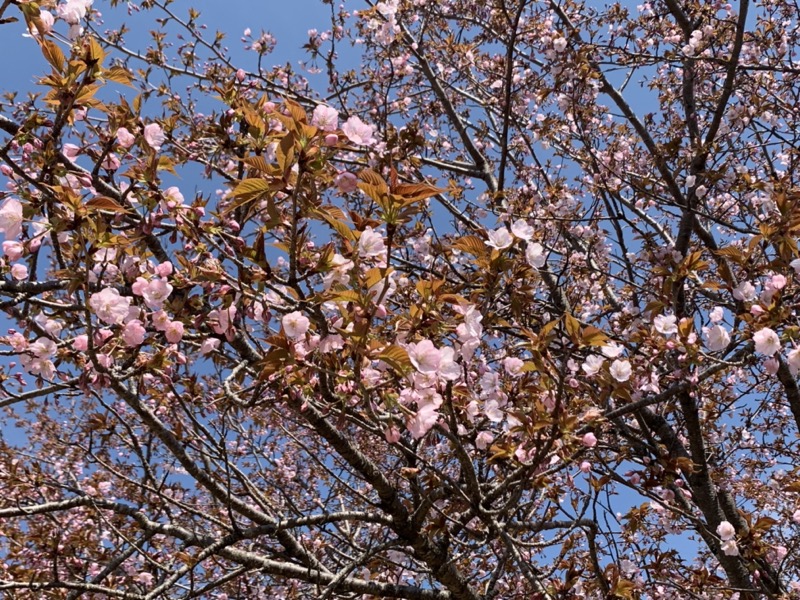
top-left (165, 321), bottom-right (184, 343)
top-left (63, 144), bottom-right (81, 159)
top-left (765, 357), bottom-right (780, 375)
top-left (601, 343), bottom-right (624, 358)
top-left (73, 335), bottom-right (88, 352)
top-left (485, 227), bottom-right (513, 250)
top-left (733, 281), bottom-right (757, 302)
top-left (89, 288), bottom-right (132, 325)
top-left (0, 198), bottom-right (24, 240)
top-left (282, 311), bottom-right (310, 339)
top-left (510, 219), bottom-right (534, 241)
top-left (753, 327), bottom-right (780, 356)
top-left (358, 227), bottom-right (386, 258)
top-left (11, 264), bottom-right (28, 280)
top-left (582, 432), bottom-right (598, 448)
top-left (140, 278), bottom-right (173, 310)
top-left (503, 356), bottom-right (525, 377)
top-left (143, 123), bottom-right (166, 150)
top-left (408, 339), bottom-right (441, 374)
top-left (335, 172), bottom-right (358, 193)
top-left (122, 320), bottom-right (146, 347)
top-left (311, 105), bottom-right (339, 131)
top-left (526, 242), bottom-right (546, 268)
top-left (582, 355), bottom-right (605, 376)
top-left (437, 347), bottom-right (461, 381)
top-left (609, 359), bottom-right (632, 382)
top-left (717, 521), bottom-right (736, 541)
top-left (770, 274), bottom-right (787, 290)
top-left (552, 37), bottom-right (568, 52)
top-left (342, 116), bottom-right (376, 146)
top-left (653, 314), bottom-right (678, 336)
top-left (116, 127), bottom-right (136, 148)
top-left (57, 0), bottom-right (92, 25)
top-left (162, 186), bottom-right (185, 210)
top-left (3, 241), bottom-right (24, 261)
top-left (200, 338), bottom-right (221, 355)
top-left (704, 324), bottom-right (731, 352)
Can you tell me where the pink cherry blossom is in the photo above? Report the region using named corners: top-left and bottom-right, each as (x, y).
top-left (335, 172), bottom-right (358, 193)
top-left (485, 227), bottom-right (513, 250)
top-left (525, 242), bottom-right (546, 268)
top-left (10, 264), bottom-right (27, 280)
top-left (609, 359), bottom-right (632, 382)
top-left (116, 127), bottom-right (136, 148)
top-left (358, 227), bottom-right (386, 258)
top-left (3, 241), bottom-right (24, 260)
top-left (582, 432), bottom-right (598, 447)
top-left (162, 186), bottom-right (185, 210)
top-left (199, 338), bottom-right (221, 355)
top-left (341, 116), bottom-right (376, 146)
top-left (709, 306), bottom-right (725, 322)
top-left (733, 281), bottom-right (757, 302)
top-left (407, 403), bottom-right (439, 438)
top-left (704, 324), bottom-right (731, 352)
top-left (63, 144), bottom-right (81, 159)
top-left (717, 521), bottom-right (736, 541)
top-left (165, 321), bottom-right (184, 343)
top-left (122, 320), bottom-right (146, 347)
top-left (503, 356), bottom-right (524, 377)
top-left (510, 219), bottom-right (534, 241)
top-left (770, 274), bottom-right (787, 290)
top-left (209, 305), bottom-right (237, 338)
top-left (653, 314), bottom-right (678, 336)
top-left (408, 339), bottom-right (441, 373)
top-left (753, 328), bottom-right (780, 356)
top-left (582, 355), bottom-right (605, 376)
top-left (140, 278), bottom-right (173, 310)
top-left (143, 123), bottom-right (166, 150)
top-left (57, 0), bottom-right (92, 24)
top-left (283, 311), bottom-right (310, 339)
top-left (312, 105), bottom-right (339, 131)
top-left (384, 426), bottom-right (401, 443)
top-left (437, 346), bottom-right (461, 380)
top-left (89, 288), bottom-right (132, 325)
top-left (155, 261), bottom-right (173, 277)
top-left (0, 198), bottom-right (23, 240)
top-left (152, 310), bottom-right (170, 331)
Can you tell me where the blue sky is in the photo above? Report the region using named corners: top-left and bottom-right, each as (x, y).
top-left (0, 0), bottom-right (335, 97)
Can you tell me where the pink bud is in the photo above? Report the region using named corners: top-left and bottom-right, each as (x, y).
top-left (155, 261), bottom-right (173, 277)
top-left (385, 426), bottom-right (401, 443)
top-left (582, 432), bottom-right (598, 448)
top-left (235, 68), bottom-right (246, 82)
top-left (764, 357), bottom-right (780, 375)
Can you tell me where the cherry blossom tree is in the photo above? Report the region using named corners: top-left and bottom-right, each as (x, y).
top-left (1, 0), bottom-right (800, 598)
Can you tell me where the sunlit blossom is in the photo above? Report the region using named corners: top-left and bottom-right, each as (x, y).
top-left (283, 311), bottom-right (310, 339)
top-left (753, 327), bottom-right (780, 356)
